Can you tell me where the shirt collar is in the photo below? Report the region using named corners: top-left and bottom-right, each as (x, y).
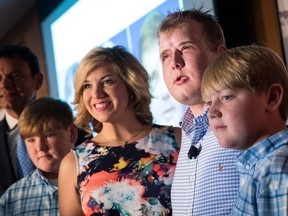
top-left (237, 128), bottom-right (288, 169)
top-left (36, 169), bottom-right (58, 194)
top-left (5, 111), bottom-right (18, 130)
top-left (180, 107), bottom-right (209, 138)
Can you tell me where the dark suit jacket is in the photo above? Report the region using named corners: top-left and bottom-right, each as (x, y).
top-left (0, 118), bottom-right (18, 195)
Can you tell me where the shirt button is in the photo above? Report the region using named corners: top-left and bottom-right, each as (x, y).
top-left (189, 176), bottom-right (193, 181)
top-left (245, 164), bottom-right (250, 170)
top-left (186, 208), bottom-right (192, 215)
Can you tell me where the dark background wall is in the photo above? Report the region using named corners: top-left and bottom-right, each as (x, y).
top-left (36, 0), bottom-right (63, 22)
top-left (214, 0), bottom-right (283, 58)
top-left (214, 0), bottom-right (257, 48)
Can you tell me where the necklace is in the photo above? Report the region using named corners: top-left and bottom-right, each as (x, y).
top-left (98, 128), bottom-right (144, 146)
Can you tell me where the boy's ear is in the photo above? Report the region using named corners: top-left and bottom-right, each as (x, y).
top-left (69, 123), bottom-right (78, 144)
top-left (265, 83), bottom-right (283, 113)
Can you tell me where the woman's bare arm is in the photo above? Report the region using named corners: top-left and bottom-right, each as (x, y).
top-left (58, 151), bottom-right (84, 216)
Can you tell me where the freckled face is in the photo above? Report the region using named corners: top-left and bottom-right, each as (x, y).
top-left (82, 65), bottom-right (133, 123)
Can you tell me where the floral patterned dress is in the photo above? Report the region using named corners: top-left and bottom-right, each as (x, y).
top-left (74, 124), bottom-right (179, 216)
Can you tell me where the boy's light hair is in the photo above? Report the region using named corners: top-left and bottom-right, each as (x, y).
top-left (19, 97), bottom-right (74, 138)
top-left (201, 45), bottom-right (288, 120)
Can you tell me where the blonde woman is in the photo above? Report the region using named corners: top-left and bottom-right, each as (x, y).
top-left (59, 46), bottom-right (181, 215)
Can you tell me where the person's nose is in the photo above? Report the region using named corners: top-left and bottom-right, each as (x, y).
top-left (93, 85), bottom-right (107, 99)
top-left (208, 101), bottom-right (222, 120)
top-left (0, 74), bottom-right (12, 89)
top-left (36, 136), bottom-right (49, 151)
top-left (171, 50), bottom-right (185, 70)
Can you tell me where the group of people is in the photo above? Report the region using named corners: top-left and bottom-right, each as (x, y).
top-left (0, 7), bottom-right (287, 216)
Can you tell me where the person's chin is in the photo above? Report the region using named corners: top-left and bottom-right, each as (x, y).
top-left (37, 164), bottom-right (56, 172)
top-left (220, 141), bottom-right (241, 150)
top-left (217, 138), bottom-right (233, 148)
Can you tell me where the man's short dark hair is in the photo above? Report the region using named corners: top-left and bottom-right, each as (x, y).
top-left (0, 44), bottom-right (40, 76)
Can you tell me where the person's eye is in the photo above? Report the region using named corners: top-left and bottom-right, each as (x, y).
top-left (45, 133), bottom-right (58, 141)
top-left (222, 95), bottom-right (234, 101)
top-left (46, 132), bottom-right (57, 138)
top-left (25, 138), bottom-right (35, 143)
top-left (10, 72), bottom-right (22, 80)
top-left (83, 83), bottom-right (92, 89)
top-left (160, 54), bottom-right (169, 62)
top-left (182, 45), bottom-right (189, 50)
top-left (206, 101), bottom-right (212, 106)
top-left (182, 44), bottom-right (198, 53)
top-left (182, 44), bottom-right (193, 51)
top-left (102, 79), bottom-right (115, 86)
top-left (46, 134), bottom-right (52, 138)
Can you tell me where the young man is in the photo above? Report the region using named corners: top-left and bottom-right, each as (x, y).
top-left (0, 44), bottom-right (43, 195)
top-left (0, 97), bottom-right (77, 215)
top-left (158, 9), bottom-right (241, 215)
top-left (201, 45), bottom-right (288, 215)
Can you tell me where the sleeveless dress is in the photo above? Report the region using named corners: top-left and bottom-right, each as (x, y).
top-left (73, 124), bottom-right (179, 216)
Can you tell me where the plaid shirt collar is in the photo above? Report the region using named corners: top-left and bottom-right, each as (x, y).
top-left (180, 107), bottom-right (209, 144)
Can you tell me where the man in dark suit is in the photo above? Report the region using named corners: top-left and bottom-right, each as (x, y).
top-left (0, 44), bottom-right (44, 195)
